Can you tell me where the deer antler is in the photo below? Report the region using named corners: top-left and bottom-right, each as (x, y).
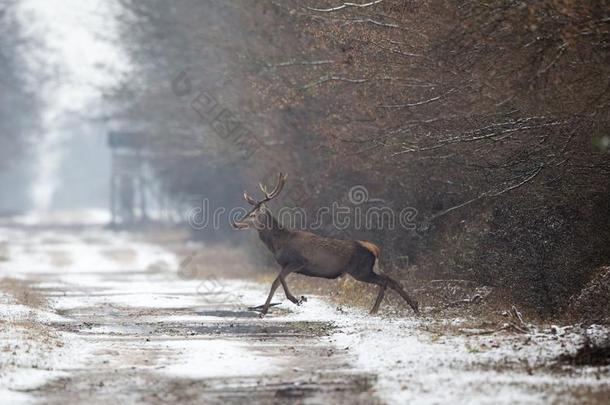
top-left (243, 191), bottom-right (259, 206)
top-left (259, 172), bottom-right (287, 202)
top-left (242, 172), bottom-right (287, 206)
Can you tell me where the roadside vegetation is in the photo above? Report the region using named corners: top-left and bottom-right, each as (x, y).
top-left (106, 0), bottom-right (610, 321)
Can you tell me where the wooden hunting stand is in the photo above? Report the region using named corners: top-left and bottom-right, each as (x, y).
top-left (108, 131), bottom-right (148, 226)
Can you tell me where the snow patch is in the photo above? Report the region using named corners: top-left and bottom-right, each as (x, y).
top-left (157, 339), bottom-right (278, 379)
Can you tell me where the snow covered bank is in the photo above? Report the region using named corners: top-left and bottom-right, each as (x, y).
top-left (242, 284), bottom-right (610, 404)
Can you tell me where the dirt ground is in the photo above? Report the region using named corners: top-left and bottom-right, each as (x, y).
top-left (0, 221), bottom-right (609, 404)
top-left (0, 224), bottom-right (377, 404)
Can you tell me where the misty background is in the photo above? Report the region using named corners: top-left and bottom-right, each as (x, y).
top-left (0, 0), bottom-right (127, 214)
top-left (1, 0), bottom-right (609, 320)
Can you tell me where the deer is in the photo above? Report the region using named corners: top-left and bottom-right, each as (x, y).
top-left (231, 172), bottom-right (420, 317)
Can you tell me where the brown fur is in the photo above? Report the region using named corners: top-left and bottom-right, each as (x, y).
top-left (357, 240), bottom-right (381, 259)
top-left (249, 212), bottom-right (418, 316)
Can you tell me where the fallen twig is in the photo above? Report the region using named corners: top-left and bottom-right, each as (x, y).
top-left (445, 294), bottom-right (482, 308)
top-left (499, 305), bottom-right (531, 333)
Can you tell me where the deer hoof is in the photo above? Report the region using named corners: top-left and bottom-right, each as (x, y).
top-left (301, 296), bottom-right (308, 302)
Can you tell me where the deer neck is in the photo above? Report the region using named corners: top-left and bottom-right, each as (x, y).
top-left (257, 213), bottom-right (289, 254)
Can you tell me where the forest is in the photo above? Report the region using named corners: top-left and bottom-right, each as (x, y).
top-left (1, 1), bottom-right (609, 402)
top-left (97, 0), bottom-right (610, 318)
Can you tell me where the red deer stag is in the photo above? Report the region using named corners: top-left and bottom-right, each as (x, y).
top-left (231, 173), bottom-right (420, 317)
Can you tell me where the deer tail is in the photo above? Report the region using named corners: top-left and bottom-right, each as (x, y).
top-left (357, 240), bottom-right (381, 260)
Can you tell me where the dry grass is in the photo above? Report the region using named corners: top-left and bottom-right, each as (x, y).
top-left (176, 247), bottom-right (535, 324)
top-left (0, 277), bottom-right (47, 308)
top-left (283, 273), bottom-right (380, 310)
top-left (0, 241), bottom-right (8, 262)
top-left (177, 245), bottom-right (258, 279)
top-left (135, 228), bottom-right (191, 246)
top-left (135, 228), bottom-right (259, 279)
top-left (280, 270), bottom-right (552, 332)
top-left (567, 266), bottom-right (610, 325)
top-left (47, 250), bottom-right (72, 267)
top-left (148, 230), bottom-right (555, 325)
top-left (101, 248), bottom-right (137, 265)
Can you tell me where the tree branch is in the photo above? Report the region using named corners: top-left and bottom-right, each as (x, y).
top-left (429, 164), bottom-right (544, 221)
top-left (306, 0), bottom-right (384, 13)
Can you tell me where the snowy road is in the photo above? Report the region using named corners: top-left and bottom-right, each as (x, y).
top-left (0, 223), bottom-right (377, 404)
top-left (0, 222), bottom-right (609, 404)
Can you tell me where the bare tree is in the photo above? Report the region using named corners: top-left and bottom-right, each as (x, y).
top-left (110, 0), bottom-right (610, 314)
top-left (0, 2), bottom-right (41, 169)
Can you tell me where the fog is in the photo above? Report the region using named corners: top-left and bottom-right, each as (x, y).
top-left (1, 0), bottom-right (127, 215)
top-left (0, 1), bottom-right (609, 402)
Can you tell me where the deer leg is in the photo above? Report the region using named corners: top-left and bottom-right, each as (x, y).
top-left (370, 279), bottom-right (388, 314)
top-left (383, 275), bottom-right (420, 315)
top-left (278, 264), bottom-right (306, 306)
top-left (259, 277), bottom-right (281, 317)
top-left (279, 276), bottom-right (303, 305)
top-left (351, 272), bottom-right (387, 314)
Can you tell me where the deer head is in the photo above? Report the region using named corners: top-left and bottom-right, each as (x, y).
top-left (231, 172), bottom-right (287, 230)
